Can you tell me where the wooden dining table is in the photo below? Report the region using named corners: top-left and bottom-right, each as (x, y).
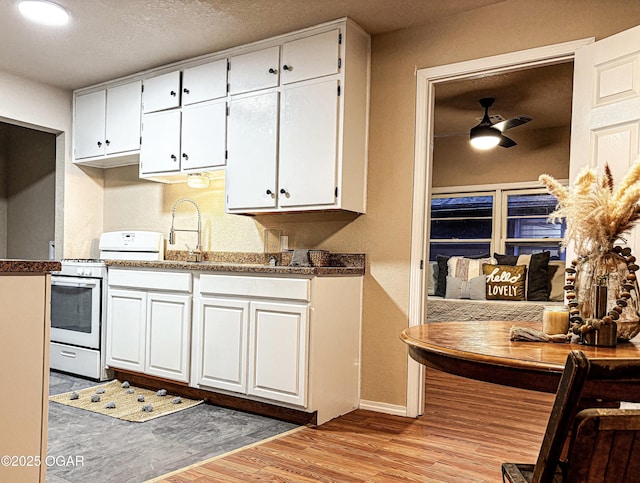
top-left (401, 320), bottom-right (640, 395)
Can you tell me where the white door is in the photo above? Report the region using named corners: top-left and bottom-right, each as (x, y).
top-left (105, 81), bottom-right (142, 155)
top-left (145, 292), bottom-right (191, 382)
top-left (248, 300), bottom-right (308, 406)
top-left (143, 70), bottom-right (181, 113)
top-left (182, 59), bottom-right (228, 105)
top-left (279, 78), bottom-right (339, 208)
top-left (281, 29), bottom-right (340, 84)
top-left (571, 24), bottom-right (640, 255)
top-left (140, 110), bottom-right (182, 175)
top-left (106, 289), bottom-right (146, 372)
top-left (228, 46), bottom-right (280, 95)
top-left (181, 99), bottom-right (227, 171)
top-left (226, 91), bottom-right (279, 210)
top-left (74, 89), bottom-right (106, 159)
top-left (194, 297), bottom-right (249, 393)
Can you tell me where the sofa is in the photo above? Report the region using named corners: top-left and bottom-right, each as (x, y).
top-left (426, 254), bottom-right (566, 323)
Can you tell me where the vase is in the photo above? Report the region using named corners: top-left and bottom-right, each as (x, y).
top-left (574, 249), bottom-right (640, 341)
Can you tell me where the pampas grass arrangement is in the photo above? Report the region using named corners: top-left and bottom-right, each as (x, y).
top-left (539, 156), bottom-right (640, 256)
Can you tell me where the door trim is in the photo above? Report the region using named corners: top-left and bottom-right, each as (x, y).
top-left (406, 37), bottom-right (594, 417)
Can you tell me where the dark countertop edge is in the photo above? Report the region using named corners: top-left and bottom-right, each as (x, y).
top-left (104, 259), bottom-right (364, 276)
top-left (0, 260), bottom-right (62, 273)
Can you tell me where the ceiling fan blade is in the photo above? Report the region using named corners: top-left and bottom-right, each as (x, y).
top-left (498, 134), bottom-right (516, 148)
top-left (493, 115), bottom-right (533, 132)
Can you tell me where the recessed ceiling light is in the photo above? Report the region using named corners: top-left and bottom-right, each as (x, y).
top-left (17, 0), bottom-right (70, 26)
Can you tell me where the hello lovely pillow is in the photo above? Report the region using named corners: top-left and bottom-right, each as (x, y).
top-left (482, 264), bottom-right (527, 301)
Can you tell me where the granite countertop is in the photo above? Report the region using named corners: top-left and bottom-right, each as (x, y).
top-left (0, 260), bottom-right (61, 273)
top-left (105, 251), bottom-right (365, 276)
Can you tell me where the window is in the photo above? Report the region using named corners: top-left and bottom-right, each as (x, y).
top-left (429, 185), bottom-right (566, 261)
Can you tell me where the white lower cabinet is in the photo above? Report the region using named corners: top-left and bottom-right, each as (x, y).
top-left (192, 273), bottom-right (361, 424)
top-left (248, 300), bottom-right (308, 406)
top-left (193, 297), bottom-right (249, 393)
top-left (106, 268), bottom-right (361, 425)
top-left (106, 269), bottom-right (192, 383)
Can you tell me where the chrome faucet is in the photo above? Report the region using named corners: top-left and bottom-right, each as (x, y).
top-left (169, 198), bottom-right (202, 262)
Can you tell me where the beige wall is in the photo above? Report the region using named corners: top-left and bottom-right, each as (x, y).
top-left (5, 125), bottom-right (56, 259)
top-left (433, 126), bottom-right (571, 187)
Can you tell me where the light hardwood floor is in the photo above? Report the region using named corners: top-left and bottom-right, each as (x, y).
top-left (151, 368), bottom-right (555, 482)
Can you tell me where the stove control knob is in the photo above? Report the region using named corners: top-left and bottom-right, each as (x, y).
top-left (84, 268), bottom-right (93, 277)
top-left (76, 268), bottom-right (84, 276)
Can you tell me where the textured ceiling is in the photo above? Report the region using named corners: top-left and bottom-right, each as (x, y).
top-left (0, 0), bottom-right (504, 90)
top-left (434, 61), bottom-right (574, 136)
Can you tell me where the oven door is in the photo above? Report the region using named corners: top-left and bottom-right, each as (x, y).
top-left (50, 275), bottom-right (102, 349)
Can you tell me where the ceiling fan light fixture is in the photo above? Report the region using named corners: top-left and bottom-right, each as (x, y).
top-left (469, 125), bottom-right (501, 150)
top-left (17, 0), bottom-right (70, 26)
top-left (186, 173), bottom-right (210, 189)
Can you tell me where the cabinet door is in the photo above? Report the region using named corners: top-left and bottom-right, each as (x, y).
top-left (248, 300), bottom-right (308, 406)
top-left (143, 71), bottom-right (181, 113)
top-left (139, 110), bottom-right (182, 175)
top-left (194, 297), bottom-right (249, 393)
top-left (226, 91), bottom-right (278, 210)
top-left (278, 78), bottom-right (339, 208)
top-left (106, 289), bottom-right (146, 372)
top-left (146, 292), bottom-right (191, 382)
top-left (281, 29), bottom-right (340, 84)
top-left (228, 46), bottom-right (280, 95)
top-left (181, 99), bottom-right (227, 171)
top-left (105, 81), bottom-right (142, 155)
top-left (74, 89), bottom-right (106, 159)
top-left (182, 59), bottom-right (227, 105)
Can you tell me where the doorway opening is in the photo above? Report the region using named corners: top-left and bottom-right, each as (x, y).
top-left (0, 121), bottom-right (57, 259)
top-left (405, 38), bottom-right (594, 417)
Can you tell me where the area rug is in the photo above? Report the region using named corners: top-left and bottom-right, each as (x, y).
top-left (49, 379), bottom-right (203, 422)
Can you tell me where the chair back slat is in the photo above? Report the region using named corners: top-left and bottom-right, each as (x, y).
top-left (566, 409), bottom-right (640, 483)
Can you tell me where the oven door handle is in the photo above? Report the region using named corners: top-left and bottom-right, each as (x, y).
top-left (51, 277), bottom-right (100, 288)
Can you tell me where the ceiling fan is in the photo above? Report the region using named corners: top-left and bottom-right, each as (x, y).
top-left (469, 97), bottom-right (532, 149)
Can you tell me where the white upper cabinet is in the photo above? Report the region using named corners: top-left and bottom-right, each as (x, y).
top-left (278, 78), bottom-right (339, 208)
top-left (281, 29), bottom-right (340, 84)
top-left (142, 71), bottom-right (181, 113)
top-left (228, 46), bottom-right (280, 95)
top-left (74, 89), bottom-right (106, 159)
top-left (226, 91), bottom-right (279, 210)
top-left (74, 80), bottom-right (142, 167)
top-left (180, 99), bottom-right (227, 172)
top-left (182, 59), bottom-right (228, 105)
top-left (226, 20), bottom-right (370, 214)
top-left (139, 110), bottom-right (181, 175)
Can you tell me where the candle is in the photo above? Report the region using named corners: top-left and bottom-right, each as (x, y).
top-left (543, 306), bottom-right (569, 335)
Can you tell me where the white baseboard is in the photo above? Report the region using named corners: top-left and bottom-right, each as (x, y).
top-left (358, 399), bottom-right (408, 417)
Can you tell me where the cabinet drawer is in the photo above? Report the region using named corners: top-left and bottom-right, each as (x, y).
top-left (51, 343), bottom-right (102, 380)
top-left (199, 274), bottom-right (310, 301)
top-left (108, 269), bottom-right (192, 292)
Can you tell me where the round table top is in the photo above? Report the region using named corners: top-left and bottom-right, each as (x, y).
top-left (401, 320), bottom-right (640, 393)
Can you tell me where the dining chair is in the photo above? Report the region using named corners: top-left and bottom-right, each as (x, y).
top-left (502, 350), bottom-right (640, 483)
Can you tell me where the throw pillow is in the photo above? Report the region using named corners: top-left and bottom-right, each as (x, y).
top-left (517, 251), bottom-right (551, 301)
top-left (445, 275), bottom-right (486, 300)
top-left (448, 256), bottom-right (496, 281)
top-left (435, 255), bottom-right (450, 297)
top-left (493, 253), bottom-right (518, 265)
top-left (548, 261), bottom-right (566, 302)
top-left (427, 261), bottom-right (438, 296)
top-left (435, 253), bottom-right (491, 297)
top-left (483, 264), bottom-right (527, 301)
